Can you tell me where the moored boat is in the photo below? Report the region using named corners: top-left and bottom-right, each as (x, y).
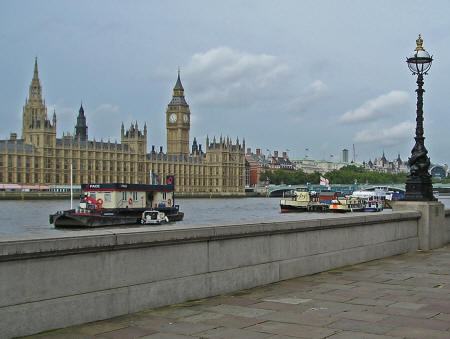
top-left (329, 196), bottom-right (365, 212)
top-left (363, 199), bottom-right (383, 212)
top-left (49, 175), bottom-right (183, 227)
top-left (280, 190), bottom-right (328, 213)
top-left (140, 210), bottom-right (169, 225)
top-left (352, 190), bottom-right (383, 212)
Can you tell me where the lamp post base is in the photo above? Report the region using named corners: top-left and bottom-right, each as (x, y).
top-left (403, 175), bottom-right (436, 201)
top-left (392, 200), bottom-right (445, 250)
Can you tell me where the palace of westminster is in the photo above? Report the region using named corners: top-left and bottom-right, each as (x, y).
top-left (0, 59), bottom-right (246, 194)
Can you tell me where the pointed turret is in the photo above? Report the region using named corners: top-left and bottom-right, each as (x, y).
top-left (33, 57), bottom-right (39, 81)
top-left (169, 70), bottom-right (188, 106)
top-left (174, 69), bottom-right (184, 90)
top-left (29, 57), bottom-right (43, 101)
top-left (192, 137), bottom-right (198, 154)
top-left (74, 103), bottom-right (88, 141)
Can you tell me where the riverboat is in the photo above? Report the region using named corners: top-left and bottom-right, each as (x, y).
top-left (49, 175), bottom-right (183, 227)
top-left (140, 210), bottom-right (169, 225)
top-left (363, 199), bottom-right (383, 212)
top-left (328, 196), bottom-right (365, 212)
top-left (280, 190), bottom-right (329, 213)
top-left (352, 190), bottom-right (383, 212)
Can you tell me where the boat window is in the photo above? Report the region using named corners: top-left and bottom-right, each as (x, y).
top-left (104, 193), bottom-right (111, 202)
top-left (122, 191), bottom-right (127, 201)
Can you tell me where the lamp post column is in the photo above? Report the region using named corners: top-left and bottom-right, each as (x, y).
top-left (403, 35), bottom-right (435, 201)
top-left (394, 35), bottom-right (444, 251)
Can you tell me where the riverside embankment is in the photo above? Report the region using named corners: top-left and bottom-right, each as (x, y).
top-left (1, 208), bottom-right (449, 338)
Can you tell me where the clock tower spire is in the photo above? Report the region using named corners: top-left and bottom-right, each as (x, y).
top-left (166, 70), bottom-right (190, 155)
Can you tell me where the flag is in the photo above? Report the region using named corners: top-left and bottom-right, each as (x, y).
top-left (320, 176), bottom-right (329, 186)
top-left (151, 171), bottom-right (160, 185)
top-left (166, 175), bottom-right (175, 186)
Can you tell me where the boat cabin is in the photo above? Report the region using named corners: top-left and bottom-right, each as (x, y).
top-left (79, 176), bottom-right (176, 210)
top-left (319, 191), bottom-right (340, 204)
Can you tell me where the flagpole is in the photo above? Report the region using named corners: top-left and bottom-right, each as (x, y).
top-left (70, 161), bottom-right (73, 209)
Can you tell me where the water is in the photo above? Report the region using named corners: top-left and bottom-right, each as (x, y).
top-left (0, 197), bottom-right (449, 237)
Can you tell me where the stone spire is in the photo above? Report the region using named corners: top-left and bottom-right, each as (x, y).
top-left (74, 103), bottom-right (88, 141)
top-left (192, 137), bottom-right (198, 154)
top-left (174, 68), bottom-right (184, 90)
top-left (170, 70), bottom-right (188, 105)
top-left (29, 57), bottom-right (43, 101)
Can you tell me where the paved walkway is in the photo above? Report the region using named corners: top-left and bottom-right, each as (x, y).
top-left (27, 246), bottom-right (450, 339)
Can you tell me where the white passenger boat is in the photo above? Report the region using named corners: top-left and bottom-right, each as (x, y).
top-left (140, 210), bottom-right (169, 225)
top-left (329, 196), bottom-right (365, 212)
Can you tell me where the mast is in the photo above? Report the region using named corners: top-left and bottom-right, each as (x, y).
top-left (70, 162), bottom-right (73, 209)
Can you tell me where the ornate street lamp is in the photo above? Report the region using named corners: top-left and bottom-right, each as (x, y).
top-left (404, 34), bottom-right (435, 201)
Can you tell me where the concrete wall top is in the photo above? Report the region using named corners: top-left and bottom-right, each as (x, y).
top-left (0, 211), bottom-right (420, 261)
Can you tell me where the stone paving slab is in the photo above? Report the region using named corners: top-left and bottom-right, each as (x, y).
top-left (23, 245), bottom-right (450, 339)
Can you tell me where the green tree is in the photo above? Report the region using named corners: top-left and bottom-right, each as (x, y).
top-left (259, 166), bottom-right (407, 185)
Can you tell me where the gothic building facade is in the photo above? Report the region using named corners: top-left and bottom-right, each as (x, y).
top-left (0, 59), bottom-right (246, 194)
top-left (363, 152), bottom-right (408, 174)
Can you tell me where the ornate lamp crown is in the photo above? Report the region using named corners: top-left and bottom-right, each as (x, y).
top-left (415, 34), bottom-right (424, 51)
top-left (407, 34), bottom-right (432, 75)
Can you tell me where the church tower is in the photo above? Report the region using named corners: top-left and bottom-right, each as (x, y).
top-left (166, 71), bottom-right (190, 155)
top-left (21, 57), bottom-right (56, 147)
top-left (74, 103), bottom-right (88, 141)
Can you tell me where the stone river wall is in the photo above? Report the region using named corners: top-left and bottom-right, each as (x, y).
top-left (1, 210), bottom-right (447, 338)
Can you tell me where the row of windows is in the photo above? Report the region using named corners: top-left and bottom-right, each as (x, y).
top-left (3, 171), bottom-right (244, 187)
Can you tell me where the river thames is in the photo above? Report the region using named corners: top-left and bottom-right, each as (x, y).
top-left (0, 196), bottom-right (449, 237)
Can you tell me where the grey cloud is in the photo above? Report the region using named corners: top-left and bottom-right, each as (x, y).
top-left (184, 47), bottom-right (289, 107)
top-left (287, 80), bottom-right (329, 114)
top-left (353, 120), bottom-right (414, 146)
top-left (339, 90), bottom-right (411, 124)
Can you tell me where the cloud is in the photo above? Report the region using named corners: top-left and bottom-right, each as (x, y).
top-left (288, 80), bottom-right (329, 113)
top-left (89, 104), bottom-right (135, 140)
top-left (339, 90), bottom-right (411, 123)
top-left (184, 46), bottom-right (289, 107)
top-left (353, 120), bottom-right (414, 146)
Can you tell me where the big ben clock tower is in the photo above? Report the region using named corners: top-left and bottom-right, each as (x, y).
top-left (166, 71), bottom-right (190, 155)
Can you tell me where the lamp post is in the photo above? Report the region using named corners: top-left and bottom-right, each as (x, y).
top-left (404, 35), bottom-right (435, 201)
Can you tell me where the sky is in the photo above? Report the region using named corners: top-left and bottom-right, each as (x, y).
top-left (1, 0), bottom-right (449, 165)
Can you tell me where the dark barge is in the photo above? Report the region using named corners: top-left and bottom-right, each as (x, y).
top-left (50, 176), bottom-right (183, 227)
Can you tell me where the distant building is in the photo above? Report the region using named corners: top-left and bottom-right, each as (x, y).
top-left (291, 158), bottom-right (349, 174)
top-left (245, 148), bottom-right (294, 186)
top-left (342, 149), bottom-right (349, 163)
top-left (0, 59), bottom-right (246, 194)
top-left (363, 152), bottom-right (408, 174)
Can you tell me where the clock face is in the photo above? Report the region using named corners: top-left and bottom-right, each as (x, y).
top-left (32, 87), bottom-right (38, 96)
top-left (169, 113), bottom-right (177, 123)
top-left (183, 114), bottom-right (189, 123)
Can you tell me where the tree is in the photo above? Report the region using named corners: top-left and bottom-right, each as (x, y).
top-left (259, 166), bottom-right (407, 185)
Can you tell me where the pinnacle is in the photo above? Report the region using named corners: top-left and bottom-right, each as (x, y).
top-left (174, 70), bottom-right (184, 90)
